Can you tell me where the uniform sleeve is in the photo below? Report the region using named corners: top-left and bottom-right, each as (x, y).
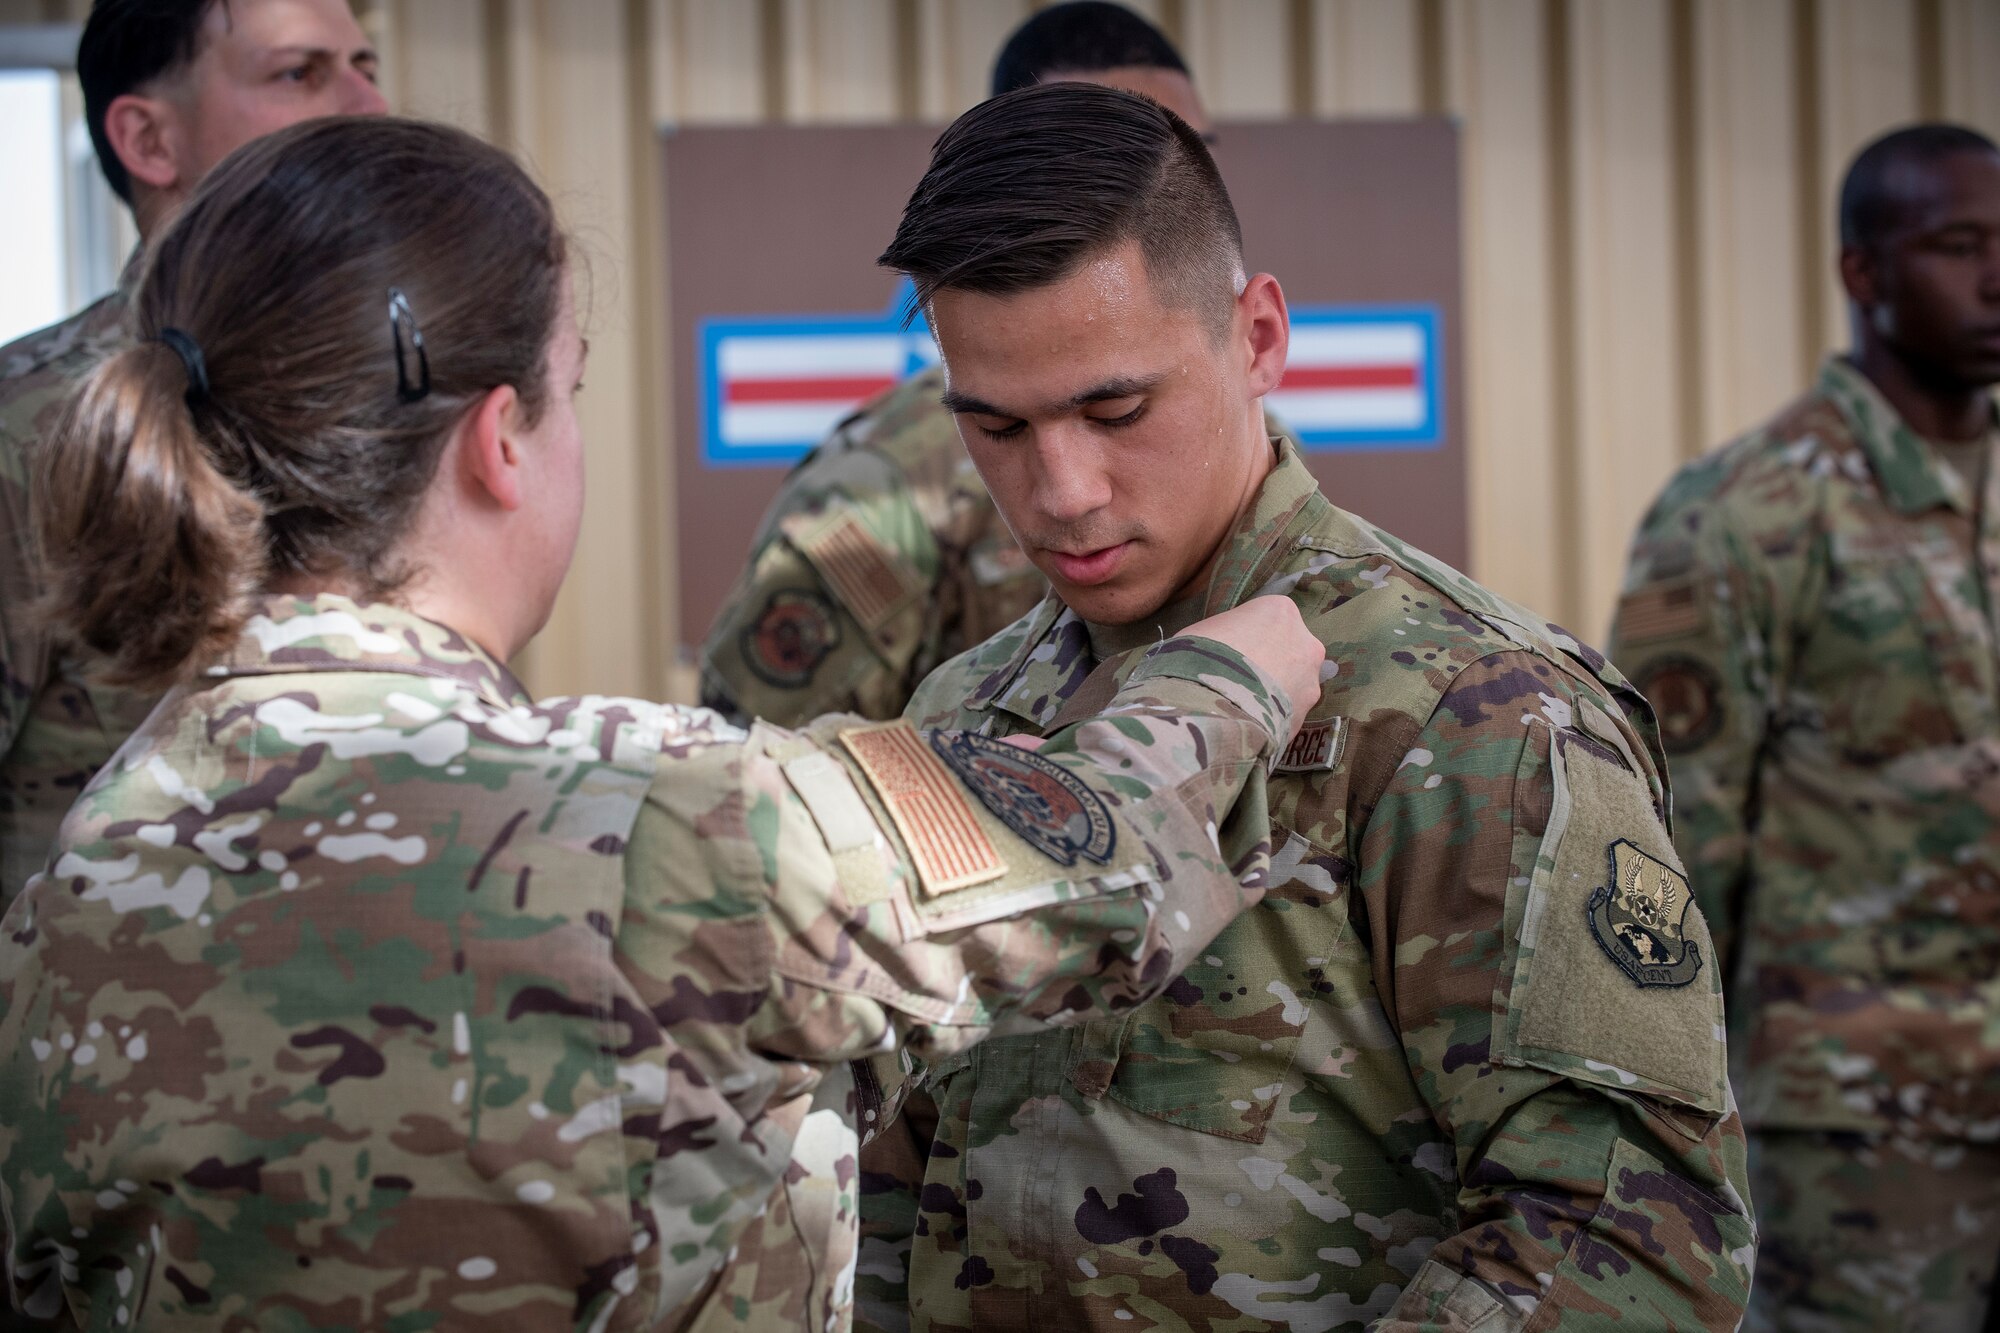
top-left (1608, 488), bottom-right (1787, 975)
top-left (634, 632), bottom-right (1290, 1080)
top-left (1359, 652), bottom-right (1753, 1332)
top-left (699, 443), bottom-right (942, 728)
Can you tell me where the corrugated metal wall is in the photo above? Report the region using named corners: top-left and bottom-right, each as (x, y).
top-left (8, 0), bottom-right (2000, 698)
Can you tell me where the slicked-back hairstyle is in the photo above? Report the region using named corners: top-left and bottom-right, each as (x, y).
top-left (79, 0), bottom-right (223, 204)
top-left (1840, 122), bottom-right (2000, 251)
top-left (881, 82), bottom-right (1242, 335)
top-left (990, 1), bottom-right (1187, 97)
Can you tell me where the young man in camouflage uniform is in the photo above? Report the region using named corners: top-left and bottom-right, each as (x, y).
top-left (855, 83), bottom-right (1755, 1333)
top-left (699, 2), bottom-right (1214, 726)
top-left (0, 0), bottom-right (386, 909)
top-left (1611, 123), bottom-right (2000, 1332)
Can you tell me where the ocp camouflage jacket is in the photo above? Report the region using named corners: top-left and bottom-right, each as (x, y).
top-left (860, 441), bottom-right (1755, 1333)
top-left (1612, 356), bottom-right (2000, 1142)
top-left (0, 593), bottom-right (1293, 1331)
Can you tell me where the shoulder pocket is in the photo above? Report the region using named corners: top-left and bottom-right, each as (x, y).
top-left (1495, 728), bottom-right (1729, 1116)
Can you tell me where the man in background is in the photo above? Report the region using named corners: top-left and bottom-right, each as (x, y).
top-left (1612, 123), bottom-right (2000, 1331)
top-left (698, 1), bottom-right (1210, 726)
top-left (0, 0), bottom-right (386, 911)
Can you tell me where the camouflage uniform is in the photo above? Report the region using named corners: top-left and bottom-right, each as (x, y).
top-left (700, 367), bottom-right (1048, 727)
top-left (697, 369), bottom-right (1291, 729)
top-left (0, 282), bottom-right (159, 913)
top-left (0, 592), bottom-right (1298, 1331)
top-left (1611, 356), bottom-right (2000, 1332)
top-left (858, 440), bottom-right (1755, 1332)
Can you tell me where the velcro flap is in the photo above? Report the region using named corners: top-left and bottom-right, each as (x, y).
top-left (1499, 729), bottom-right (1728, 1113)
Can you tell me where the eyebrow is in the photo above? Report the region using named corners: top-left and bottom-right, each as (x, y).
top-left (261, 44), bottom-right (379, 66)
top-left (940, 371), bottom-right (1168, 420)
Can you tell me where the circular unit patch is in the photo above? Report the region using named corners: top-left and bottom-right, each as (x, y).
top-left (928, 731), bottom-right (1116, 868)
top-left (1632, 653), bottom-right (1724, 755)
top-left (742, 589), bottom-right (842, 688)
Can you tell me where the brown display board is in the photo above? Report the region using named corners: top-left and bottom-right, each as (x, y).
top-left (663, 119), bottom-right (1464, 655)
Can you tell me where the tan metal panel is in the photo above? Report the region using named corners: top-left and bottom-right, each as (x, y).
top-left (1308, 0), bottom-right (1422, 115)
top-left (1442, 0), bottom-right (1564, 624)
top-left (497, 0), bottom-right (655, 699)
top-left (1179, 0), bottom-right (1293, 118)
top-left (913, 0), bottom-right (1031, 121)
top-left (654, 0), bottom-right (770, 124)
top-left (1567, 0), bottom-right (1686, 642)
top-left (1813, 0), bottom-right (1920, 351)
top-left (1939, 0), bottom-right (2000, 140)
top-left (1691, 0), bottom-right (1807, 450)
top-left (781, 0), bottom-right (901, 122)
top-left (372, 0), bottom-right (491, 134)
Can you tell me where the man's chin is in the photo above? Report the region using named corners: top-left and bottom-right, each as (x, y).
top-left (1052, 580), bottom-right (1174, 627)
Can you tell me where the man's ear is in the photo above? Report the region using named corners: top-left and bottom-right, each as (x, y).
top-left (455, 384), bottom-right (526, 512)
top-left (101, 92), bottom-right (186, 197)
top-left (1239, 273), bottom-right (1290, 398)
top-left (1839, 243), bottom-right (1882, 309)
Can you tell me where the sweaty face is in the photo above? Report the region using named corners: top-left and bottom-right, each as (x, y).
top-left (930, 242), bottom-right (1271, 626)
top-left (176, 0), bottom-right (388, 184)
top-left (1863, 149), bottom-right (2000, 389)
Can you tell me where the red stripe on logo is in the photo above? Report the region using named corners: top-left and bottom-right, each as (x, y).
top-left (1277, 364), bottom-right (1419, 391)
top-left (725, 375), bottom-right (898, 404)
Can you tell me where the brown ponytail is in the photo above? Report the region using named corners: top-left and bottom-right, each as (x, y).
top-left (36, 341), bottom-right (265, 688)
top-left (33, 116), bottom-right (565, 690)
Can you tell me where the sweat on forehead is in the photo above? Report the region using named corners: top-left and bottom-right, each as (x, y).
top-left (880, 82), bottom-right (1242, 331)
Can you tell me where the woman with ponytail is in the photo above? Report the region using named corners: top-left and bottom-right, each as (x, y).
top-left (0, 116), bottom-right (1319, 1330)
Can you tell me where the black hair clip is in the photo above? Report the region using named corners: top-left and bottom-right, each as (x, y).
top-left (388, 288), bottom-right (430, 404)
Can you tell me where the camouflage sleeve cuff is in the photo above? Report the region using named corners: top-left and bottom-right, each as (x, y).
top-left (1099, 635), bottom-right (1293, 763)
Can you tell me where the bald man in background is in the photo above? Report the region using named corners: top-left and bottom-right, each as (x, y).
top-left (0, 0), bottom-right (388, 912)
top-left (698, 1), bottom-right (1225, 727)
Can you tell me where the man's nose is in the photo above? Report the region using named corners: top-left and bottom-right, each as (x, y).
top-left (1030, 428), bottom-right (1113, 524)
top-left (343, 71), bottom-right (391, 116)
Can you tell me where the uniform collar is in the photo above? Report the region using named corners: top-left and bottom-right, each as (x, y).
top-left (967, 437), bottom-right (1324, 725)
top-left (203, 593), bottom-right (532, 710)
top-left (1820, 355), bottom-right (1999, 517)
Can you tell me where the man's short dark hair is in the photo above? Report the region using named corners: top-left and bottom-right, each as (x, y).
top-left (1839, 122), bottom-right (2000, 251)
top-left (79, 0), bottom-right (221, 204)
top-left (990, 1), bottom-right (1188, 97)
top-left (881, 82), bottom-right (1242, 332)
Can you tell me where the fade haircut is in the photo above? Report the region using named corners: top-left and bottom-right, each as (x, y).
top-left (990, 1), bottom-right (1188, 97)
top-left (1840, 122), bottom-right (2000, 251)
top-left (79, 0), bottom-right (224, 204)
top-left (880, 82), bottom-right (1243, 336)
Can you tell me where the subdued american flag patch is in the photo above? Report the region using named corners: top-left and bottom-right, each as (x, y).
top-left (841, 721), bottom-right (1007, 895)
top-left (1616, 576), bottom-right (1704, 643)
top-left (788, 509), bottom-right (923, 633)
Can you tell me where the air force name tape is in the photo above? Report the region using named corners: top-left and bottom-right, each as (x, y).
top-left (928, 731), bottom-right (1116, 869)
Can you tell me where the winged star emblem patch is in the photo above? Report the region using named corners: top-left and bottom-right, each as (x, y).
top-left (928, 732), bottom-right (1116, 868)
top-left (1586, 839), bottom-right (1704, 988)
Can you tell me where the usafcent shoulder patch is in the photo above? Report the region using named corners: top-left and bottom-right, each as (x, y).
top-left (1588, 839), bottom-right (1703, 988)
top-left (928, 731), bottom-right (1116, 868)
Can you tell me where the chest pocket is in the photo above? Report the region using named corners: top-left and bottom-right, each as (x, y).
top-left (1803, 541), bottom-right (1994, 757)
top-left (1071, 831), bottom-right (1350, 1143)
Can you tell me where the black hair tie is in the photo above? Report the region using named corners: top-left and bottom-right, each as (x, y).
top-left (153, 327), bottom-right (210, 406)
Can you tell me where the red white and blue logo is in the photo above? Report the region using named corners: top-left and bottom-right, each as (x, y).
top-left (697, 284), bottom-right (1440, 467)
